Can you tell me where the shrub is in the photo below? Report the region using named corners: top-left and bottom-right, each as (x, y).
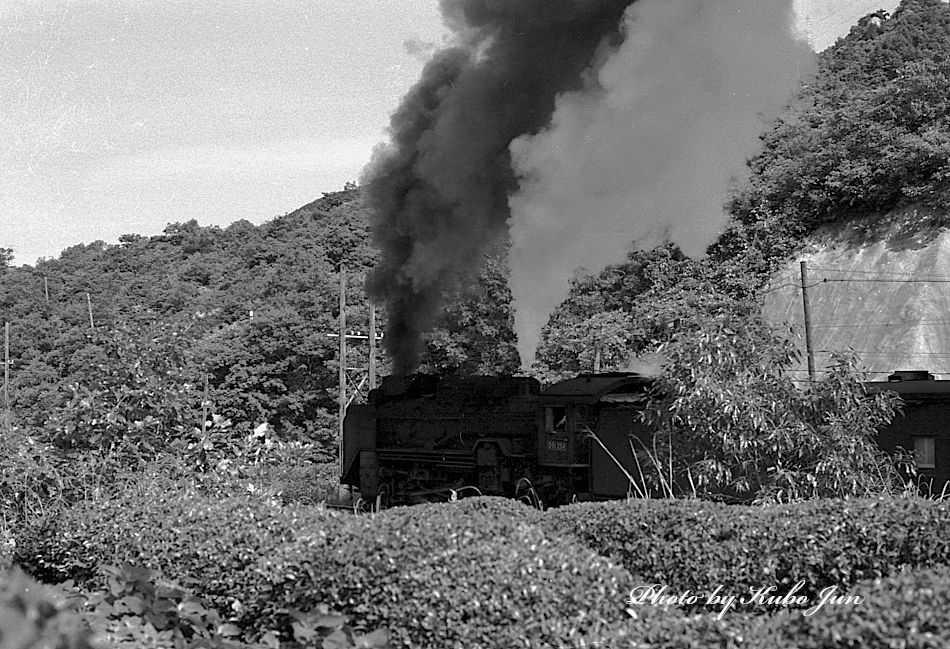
top-left (576, 567), bottom-right (950, 648)
top-left (72, 563), bottom-right (389, 649)
top-left (13, 477), bottom-right (347, 623)
top-left (0, 568), bottom-right (98, 649)
top-left (596, 611), bottom-right (771, 649)
top-left (269, 460), bottom-right (347, 505)
top-left (544, 497), bottom-right (950, 604)
top-left (78, 563), bottom-right (236, 648)
top-left (255, 497), bottom-right (632, 649)
top-left (644, 319), bottom-right (905, 502)
top-left (761, 566), bottom-right (950, 649)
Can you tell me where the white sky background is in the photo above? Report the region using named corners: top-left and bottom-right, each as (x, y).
top-left (1, 0), bottom-right (447, 265)
top-left (1, 0), bottom-right (898, 267)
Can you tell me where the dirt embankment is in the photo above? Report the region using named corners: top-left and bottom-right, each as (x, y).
top-left (763, 204), bottom-right (950, 381)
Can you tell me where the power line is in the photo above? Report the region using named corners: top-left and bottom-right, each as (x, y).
top-left (760, 280), bottom-right (826, 294)
top-left (760, 275), bottom-right (950, 295)
top-left (816, 350), bottom-right (950, 356)
top-left (811, 321), bottom-right (950, 328)
top-left (809, 267), bottom-right (950, 279)
top-left (823, 277), bottom-right (950, 284)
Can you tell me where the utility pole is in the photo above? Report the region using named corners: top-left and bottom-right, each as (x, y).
top-left (86, 292), bottom-right (95, 331)
top-left (3, 322), bottom-right (9, 431)
top-left (324, 272), bottom-right (383, 466)
top-left (800, 260), bottom-right (817, 381)
top-left (201, 374), bottom-right (210, 435)
top-left (368, 303), bottom-right (377, 390)
top-left (338, 266), bottom-right (346, 477)
top-left (44, 277), bottom-right (49, 303)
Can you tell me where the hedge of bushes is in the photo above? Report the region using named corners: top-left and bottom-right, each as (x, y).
top-left (543, 497), bottom-right (950, 603)
top-left (763, 566), bottom-right (950, 649)
top-left (16, 490), bottom-right (950, 648)
top-left (15, 491), bottom-right (613, 648)
top-left (251, 497), bottom-right (631, 649)
top-left (601, 566), bottom-right (950, 648)
top-left (13, 479), bottom-right (349, 626)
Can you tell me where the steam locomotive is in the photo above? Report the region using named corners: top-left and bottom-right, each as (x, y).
top-left (341, 369), bottom-right (950, 507)
top-left (341, 372), bottom-right (658, 508)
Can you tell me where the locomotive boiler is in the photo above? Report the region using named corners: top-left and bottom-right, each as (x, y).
top-left (341, 371), bottom-right (656, 507)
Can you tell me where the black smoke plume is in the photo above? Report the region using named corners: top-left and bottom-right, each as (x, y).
top-left (362, 0), bottom-right (632, 374)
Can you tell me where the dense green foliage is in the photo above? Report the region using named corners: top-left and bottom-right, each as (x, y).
top-left (719, 0), bottom-right (950, 266)
top-left (760, 566), bottom-right (950, 649)
top-left (0, 562), bottom-right (385, 649)
top-left (213, 497), bottom-right (631, 649)
top-left (15, 487), bottom-right (950, 648)
top-left (532, 244), bottom-right (759, 382)
top-left (0, 569), bottom-right (97, 649)
top-left (0, 188), bottom-right (519, 471)
top-left (643, 323), bottom-right (908, 502)
top-left (544, 497), bottom-right (950, 603)
top-left (13, 477), bottom-right (342, 597)
top-left (17, 491), bottom-right (631, 648)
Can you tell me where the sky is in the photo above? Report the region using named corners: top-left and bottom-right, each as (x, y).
top-left (1, 0), bottom-right (447, 266)
top-left (1, 0), bottom-right (898, 267)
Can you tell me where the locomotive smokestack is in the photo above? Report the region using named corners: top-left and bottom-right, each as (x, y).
top-left (361, 0), bottom-right (632, 375)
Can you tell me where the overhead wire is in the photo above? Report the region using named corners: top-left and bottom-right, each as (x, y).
top-left (759, 266), bottom-right (950, 371)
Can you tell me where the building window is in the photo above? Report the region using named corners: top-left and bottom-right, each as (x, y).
top-left (914, 436), bottom-right (936, 470)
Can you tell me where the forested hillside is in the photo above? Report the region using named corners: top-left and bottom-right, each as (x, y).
top-left (3, 0), bottom-right (948, 472)
top-left (717, 0), bottom-right (950, 268)
top-left (0, 187), bottom-right (518, 460)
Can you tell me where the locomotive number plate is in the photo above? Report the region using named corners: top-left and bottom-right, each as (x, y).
top-left (546, 440), bottom-right (567, 452)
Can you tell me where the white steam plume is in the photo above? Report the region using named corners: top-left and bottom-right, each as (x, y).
top-left (508, 0), bottom-right (815, 368)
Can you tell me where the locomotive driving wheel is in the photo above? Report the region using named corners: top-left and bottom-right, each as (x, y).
top-left (514, 477), bottom-right (544, 510)
top-left (375, 482), bottom-right (393, 511)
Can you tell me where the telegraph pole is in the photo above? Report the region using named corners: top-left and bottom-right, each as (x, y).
top-left (3, 322), bottom-right (9, 431)
top-left (86, 292), bottom-right (95, 331)
top-left (368, 303), bottom-right (377, 390)
top-left (325, 271), bottom-right (383, 477)
top-left (338, 266), bottom-right (346, 476)
top-left (800, 260), bottom-right (817, 381)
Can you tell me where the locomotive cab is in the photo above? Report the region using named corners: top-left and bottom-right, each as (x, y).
top-left (538, 372), bottom-right (655, 500)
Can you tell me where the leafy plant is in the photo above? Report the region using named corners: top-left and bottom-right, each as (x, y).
top-left (67, 563), bottom-right (389, 649)
top-left (543, 497), bottom-right (950, 606)
top-left (0, 568), bottom-right (98, 649)
top-left (41, 319), bottom-right (204, 462)
top-left (643, 315), bottom-right (907, 502)
top-left (77, 563), bottom-right (238, 648)
top-left (258, 497), bottom-right (630, 649)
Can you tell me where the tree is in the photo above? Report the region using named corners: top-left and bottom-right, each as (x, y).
top-left (420, 241), bottom-right (521, 375)
top-left (533, 243), bottom-right (758, 382)
top-left (642, 315), bottom-right (909, 502)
